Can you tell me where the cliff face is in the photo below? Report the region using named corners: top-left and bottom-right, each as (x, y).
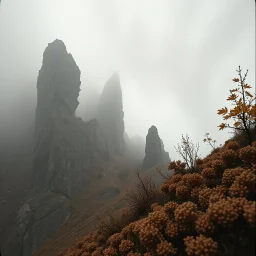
top-left (2, 40), bottom-right (108, 256)
top-left (142, 126), bottom-right (170, 170)
top-left (32, 39), bottom-right (108, 197)
top-left (97, 73), bottom-right (125, 156)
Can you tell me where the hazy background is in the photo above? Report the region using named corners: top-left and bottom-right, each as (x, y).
top-left (0, 0), bottom-right (255, 160)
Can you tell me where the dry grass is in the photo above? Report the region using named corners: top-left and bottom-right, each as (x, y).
top-left (125, 171), bottom-right (167, 218)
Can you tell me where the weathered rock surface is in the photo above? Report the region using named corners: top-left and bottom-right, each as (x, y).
top-left (142, 126), bottom-right (170, 170)
top-left (97, 73), bottom-right (125, 156)
top-left (1, 192), bottom-right (70, 256)
top-left (33, 39), bottom-right (108, 197)
top-left (2, 39), bottom-right (108, 256)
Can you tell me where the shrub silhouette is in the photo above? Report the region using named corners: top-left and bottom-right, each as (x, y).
top-left (174, 134), bottom-right (200, 172)
top-left (125, 172), bottom-right (166, 218)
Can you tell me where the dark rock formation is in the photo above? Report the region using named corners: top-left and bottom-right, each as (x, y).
top-left (142, 126), bottom-right (170, 170)
top-left (2, 192), bottom-right (70, 256)
top-left (32, 39), bottom-right (107, 197)
top-left (97, 73), bottom-right (125, 156)
top-left (2, 40), bottom-right (108, 256)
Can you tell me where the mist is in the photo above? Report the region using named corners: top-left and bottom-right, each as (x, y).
top-left (0, 0), bottom-right (255, 160)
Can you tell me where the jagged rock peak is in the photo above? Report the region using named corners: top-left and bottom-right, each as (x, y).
top-left (97, 72), bottom-right (125, 155)
top-left (100, 72), bottom-right (123, 109)
top-left (148, 125), bottom-right (158, 133)
top-left (45, 39), bottom-right (67, 53)
top-left (35, 39), bottom-right (81, 134)
top-left (42, 39), bottom-right (79, 70)
top-left (142, 125), bottom-right (170, 170)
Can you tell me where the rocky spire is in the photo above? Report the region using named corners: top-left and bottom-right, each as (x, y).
top-left (142, 125), bottom-right (170, 169)
top-left (97, 72), bottom-right (125, 156)
top-left (2, 40), bottom-right (109, 256)
top-left (32, 39), bottom-right (108, 196)
top-left (35, 39), bottom-right (81, 135)
top-left (33, 39), bottom-right (82, 193)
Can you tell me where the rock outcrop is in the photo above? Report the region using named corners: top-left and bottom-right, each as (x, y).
top-left (32, 39), bottom-right (107, 197)
top-left (97, 73), bottom-right (125, 156)
top-left (142, 126), bottom-right (170, 170)
top-left (2, 39), bottom-right (108, 256)
top-left (2, 192), bottom-right (70, 256)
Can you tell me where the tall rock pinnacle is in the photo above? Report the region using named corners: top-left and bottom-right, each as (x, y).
top-left (97, 72), bottom-right (125, 156)
top-left (32, 39), bottom-right (107, 196)
top-left (35, 39), bottom-right (81, 135)
top-left (142, 125), bottom-right (170, 169)
top-left (2, 40), bottom-right (109, 256)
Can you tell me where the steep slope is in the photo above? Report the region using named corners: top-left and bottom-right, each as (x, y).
top-left (54, 140), bottom-right (256, 256)
top-left (33, 159), bottom-right (164, 256)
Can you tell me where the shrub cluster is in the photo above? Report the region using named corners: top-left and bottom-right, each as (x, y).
top-left (57, 140), bottom-right (256, 256)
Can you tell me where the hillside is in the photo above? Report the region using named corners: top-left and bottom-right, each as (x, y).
top-left (37, 68), bottom-right (256, 256)
top-left (33, 159), bottom-right (167, 256)
top-left (51, 139), bottom-right (256, 256)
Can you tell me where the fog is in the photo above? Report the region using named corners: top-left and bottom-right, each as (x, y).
top-left (0, 0), bottom-right (255, 160)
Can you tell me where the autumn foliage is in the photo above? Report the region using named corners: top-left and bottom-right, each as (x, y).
top-left (57, 68), bottom-right (256, 256)
top-left (217, 66), bottom-right (256, 145)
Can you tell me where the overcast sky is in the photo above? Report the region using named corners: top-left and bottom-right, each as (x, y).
top-left (0, 0), bottom-right (255, 159)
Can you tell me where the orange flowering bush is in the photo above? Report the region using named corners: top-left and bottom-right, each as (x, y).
top-left (184, 235), bottom-right (218, 256)
top-left (58, 68), bottom-right (255, 256)
top-left (58, 139), bottom-right (255, 256)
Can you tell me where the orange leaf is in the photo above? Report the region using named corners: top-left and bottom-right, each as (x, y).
top-left (234, 121), bottom-right (242, 127)
top-left (223, 114), bottom-right (230, 120)
top-left (249, 105), bottom-right (256, 117)
top-left (227, 94), bottom-right (237, 101)
top-left (244, 84), bottom-right (252, 89)
top-left (217, 107), bottom-right (228, 115)
top-left (245, 91), bottom-right (254, 98)
top-left (231, 88), bottom-right (238, 92)
top-left (233, 78), bottom-right (239, 82)
top-left (218, 123), bottom-right (226, 130)
top-left (241, 103), bottom-right (249, 112)
top-left (230, 106), bottom-right (242, 116)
